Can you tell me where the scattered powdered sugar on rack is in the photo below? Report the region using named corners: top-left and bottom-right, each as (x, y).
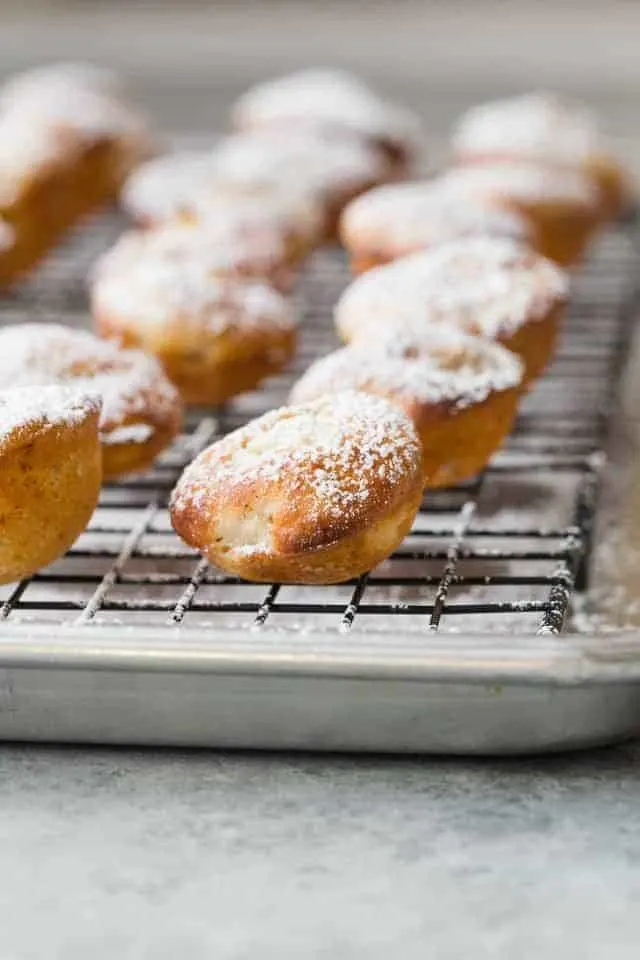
top-left (441, 162), bottom-right (599, 207)
top-left (172, 391), bottom-right (421, 527)
top-left (232, 68), bottom-right (423, 154)
top-left (452, 92), bottom-right (606, 164)
top-left (0, 384), bottom-right (101, 450)
top-left (342, 179), bottom-right (534, 250)
top-left (335, 235), bottom-right (569, 341)
top-left (290, 328), bottom-right (524, 410)
top-left (0, 324), bottom-right (178, 440)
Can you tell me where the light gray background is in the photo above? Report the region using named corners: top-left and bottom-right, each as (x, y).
top-left (2, 3), bottom-right (640, 956)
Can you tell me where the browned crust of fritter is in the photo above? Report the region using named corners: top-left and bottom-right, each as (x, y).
top-left (291, 367), bottom-right (522, 489)
top-left (101, 398), bottom-right (183, 480)
top-left (498, 304), bottom-right (563, 385)
top-left (169, 404), bottom-right (424, 584)
top-left (412, 387), bottom-right (521, 488)
top-left (0, 407), bottom-right (102, 584)
top-left (0, 137), bottom-right (143, 289)
top-left (96, 309), bottom-right (297, 407)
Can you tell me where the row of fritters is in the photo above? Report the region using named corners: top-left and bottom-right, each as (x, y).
top-left (167, 81), bottom-right (627, 586)
top-left (0, 66), bottom-right (421, 588)
top-left (0, 232), bottom-right (565, 587)
top-left (120, 67), bottom-right (423, 238)
top-left (0, 72), bottom-right (624, 588)
top-left (122, 77), bottom-right (628, 275)
top-left (88, 70), bottom-right (426, 406)
top-left (90, 230), bottom-right (567, 407)
top-left (91, 76), bottom-right (624, 415)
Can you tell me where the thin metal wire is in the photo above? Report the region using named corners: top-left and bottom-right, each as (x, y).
top-left (170, 558), bottom-right (210, 625)
top-left (76, 502), bottom-right (158, 624)
top-left (430, 501), bottom-right (477, 631)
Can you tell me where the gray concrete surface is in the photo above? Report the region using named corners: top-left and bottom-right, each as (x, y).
top-left (2, 742), bottom-right (640, 959)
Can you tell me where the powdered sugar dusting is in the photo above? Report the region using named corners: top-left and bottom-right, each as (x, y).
top-left (291, 329), bottom-right (523, 411)
top-left (0, 117), bottom-right (78, 207)
top-left (207, 129), bottom-right (388, 199)
top-left (120, 151), bottom-right (223, 222)
top-left (92, 228), bottom-right (295, 332)
top-left (172, 391), bottom-right (421, 530)
top-left (453, 92), bottom-right (606, 164)
top-left (0, 62), bottom-right (149, 206)
top-left (232, 68), bottom-right (423, 155)
top-left (0, 324), bottom-right (179, 439)
top-left (0, 384), bottom-right (101, 450)
top-left (0, 81), bottom-right (148, 146)
top-left (336, 236), bottom-right (569, 341)
top-left (190, 188), bottom-right (324, 248)
top-left (0, 62), bottom-right (123, 108)
top-left (93, 222), bottom-right (289, 293)
top-left (441, 162), bottom-right (598, 207)
top-left (342, 179), bottom-right (533, 252)
top-left (121, 150), bottom-right (324, 245)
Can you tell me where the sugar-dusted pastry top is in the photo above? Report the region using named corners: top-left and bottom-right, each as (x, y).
top-left (335, 236), bottom-right (569, 342)
top-left (121, 150), bottom-right (325, 244)
top-left (92, 221), bottom-right (294, 317)
top-left (291, 327), bottom-right (524, 412)
top-left (0, 384), bottom-right (101, 453)
top-left (440, 162), bottom-right (599, 207)
top-left (120, 150), bottom-right (221, 223)
top-left (94, 257), bottom-right (295, 336)
top-left (452, 91), bottom-right (607, 164)
top-left (0, 61), bottom-right (124, 109)
top-left (0, 324), bottom-right (179, 442)
top-left (206, 129), bottom-right (389, 199)
top-left (171, 389), bottom-right (422, 553)
top-left (341, 179), bottom-right (534, 252)
top-left (232, 68), bottom-right (423, 156)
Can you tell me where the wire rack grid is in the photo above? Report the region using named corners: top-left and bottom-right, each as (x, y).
top-left (0, 211), bottom-right (637, 639)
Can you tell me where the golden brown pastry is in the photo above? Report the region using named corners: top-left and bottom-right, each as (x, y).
top-left (93, 265), bottom-right (297, 406)
top-left (0, 324), bottom-right (182, 479)
top-left (120, 151), bottom-right (325, 259)
top-left (231, 68), bottom-right (424, 175)
top-left (202, 129), bottom-right (393, 238)
top-left (170, 391), bottom-right (424, 584)
top-left (340, 179), bottom-right (535, 273)
top-left (290, 330), bottom-right (524, 488)
top-left (437, 163), bottom-right (601, 267)
top-left (93, 219), bottom-right (299, 295)
top-left (0, 64), bottom-right (151, 288)
top-left (452, 91), bottom-right (629, 219)
top-left (0, 385), bottom-right (102, 584)
top-left (335, 237), bottom-right (569, 384)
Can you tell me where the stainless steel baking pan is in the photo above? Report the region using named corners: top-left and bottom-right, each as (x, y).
top-left (0, 210), bottom-right (639, 754)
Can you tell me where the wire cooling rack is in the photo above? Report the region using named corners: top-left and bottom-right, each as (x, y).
top-left (0, 211), bottom-right (637, 639)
